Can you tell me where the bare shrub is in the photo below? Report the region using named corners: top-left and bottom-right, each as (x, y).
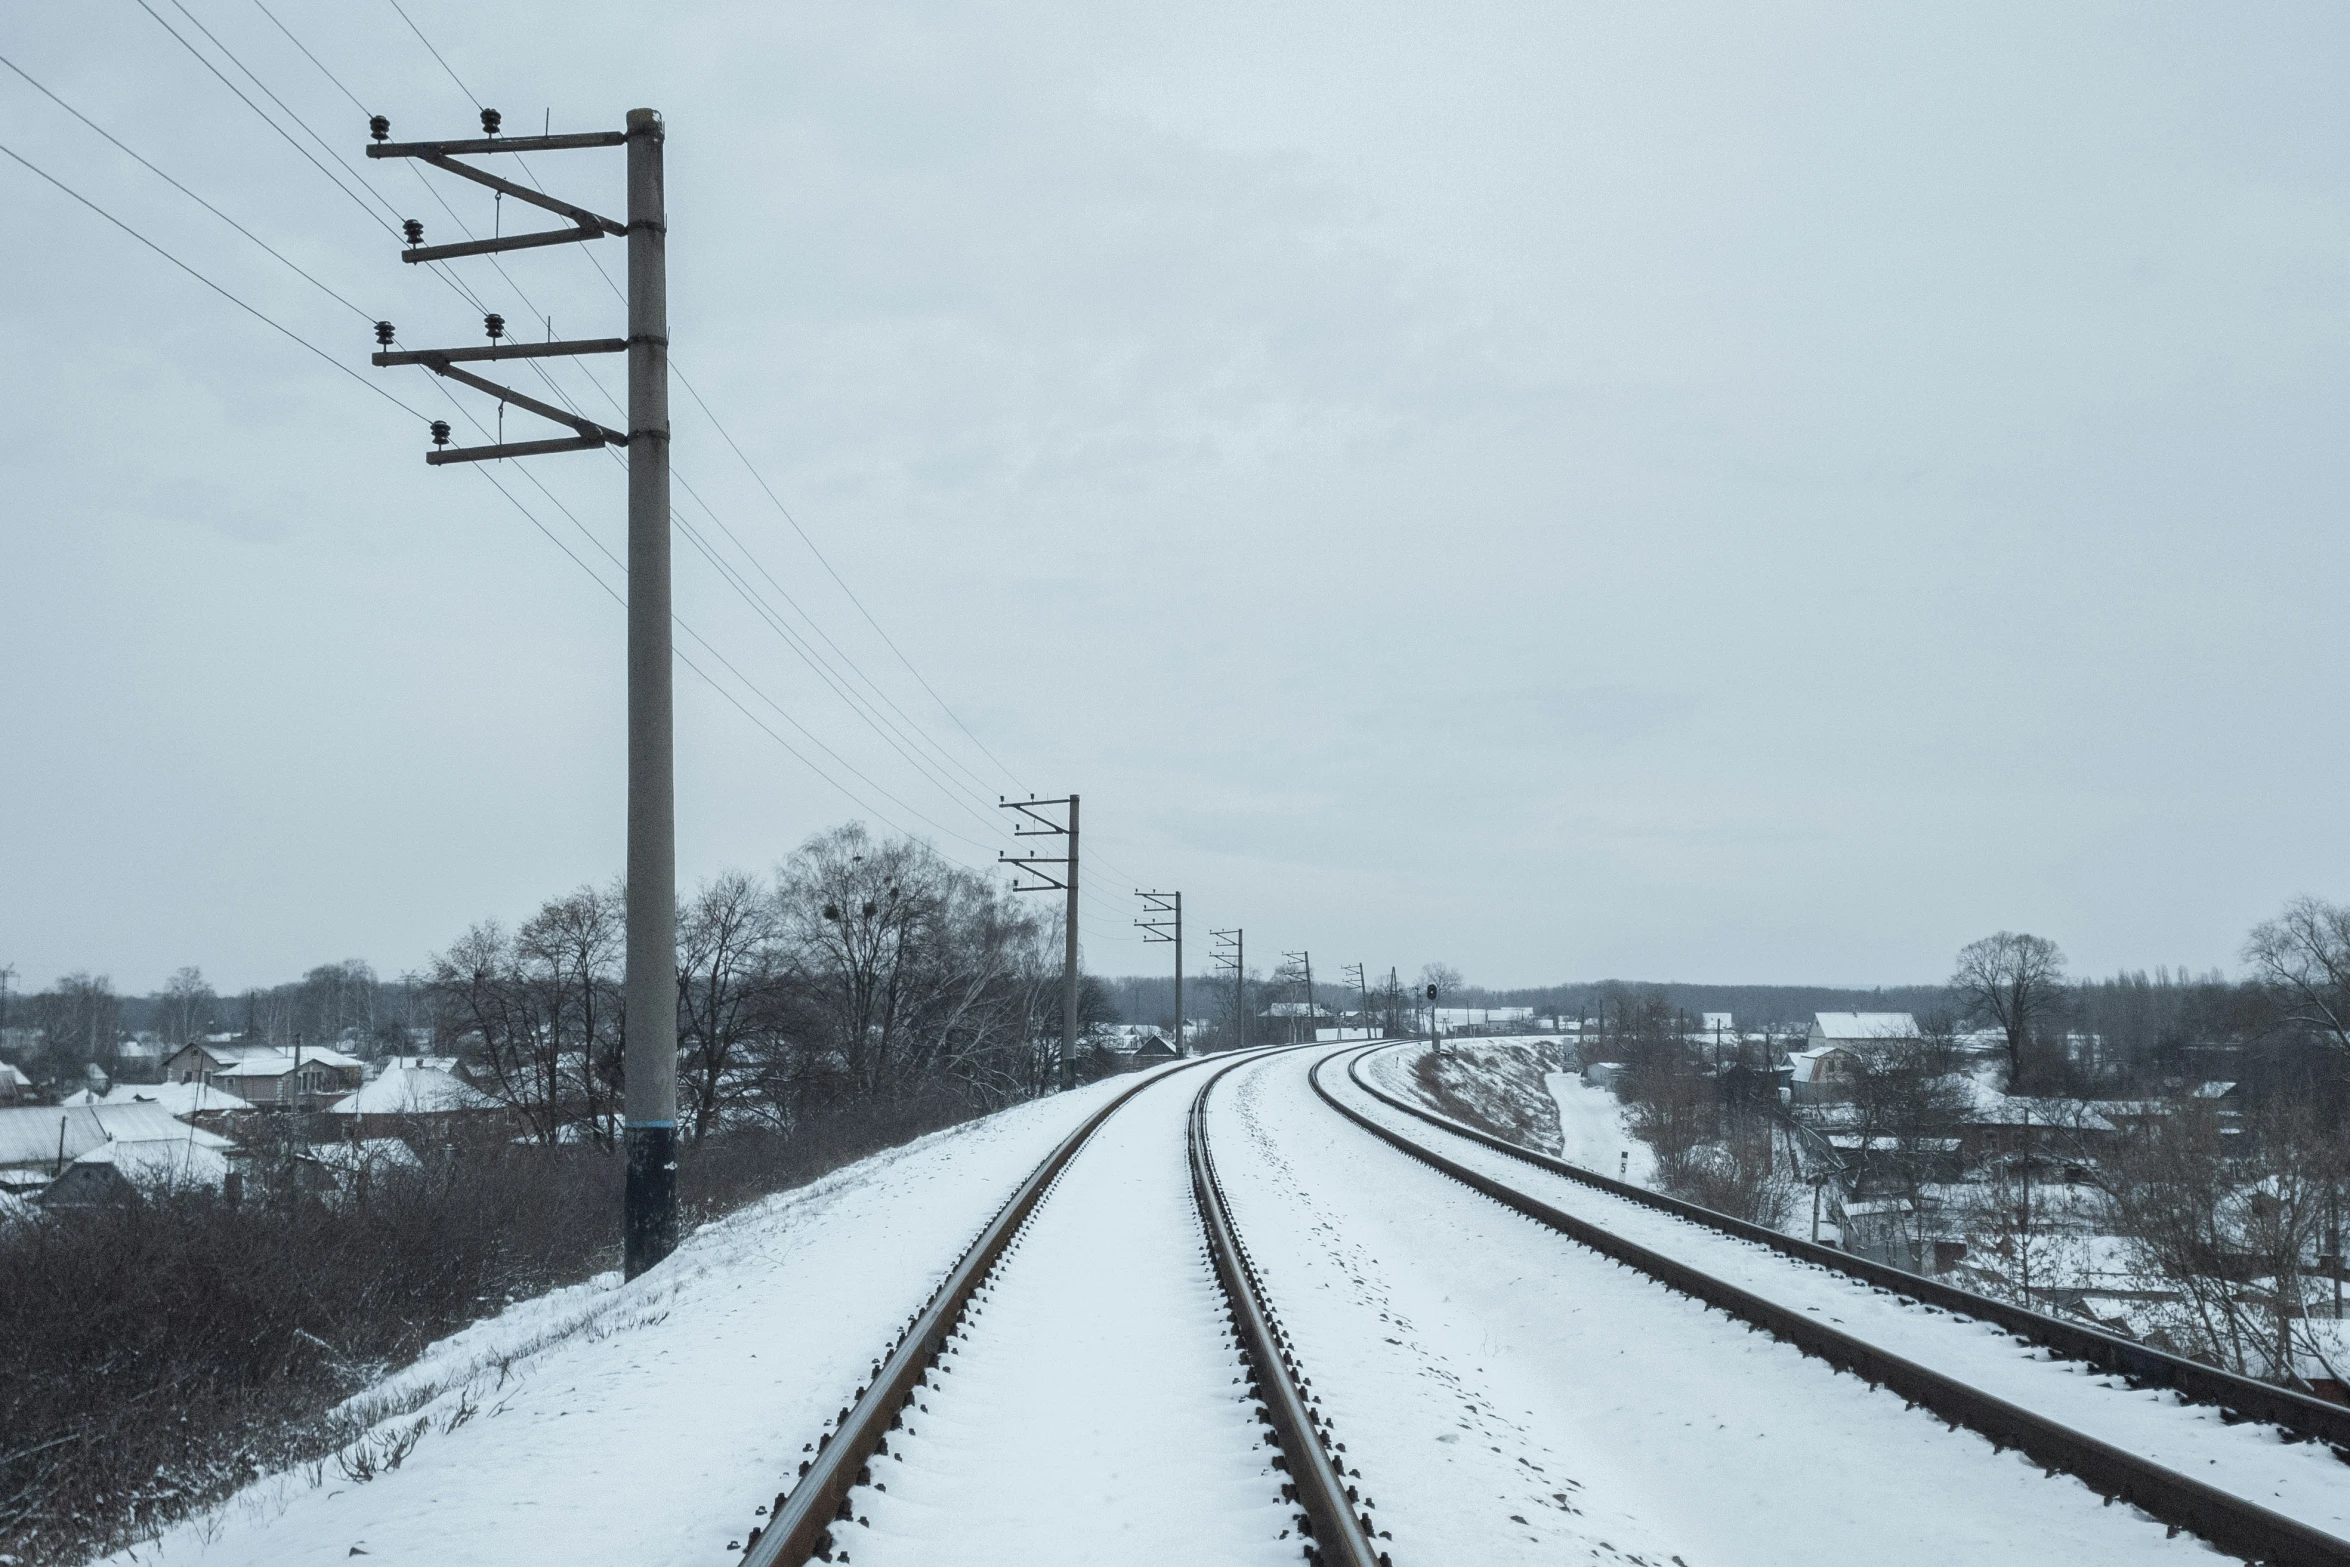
top-left (0, 1091), bottom-right (989, 1566)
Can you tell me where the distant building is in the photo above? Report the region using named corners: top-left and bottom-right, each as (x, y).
top-left (59, 1080), bottom-right (255, 1125)
top-left (0, 1101), bottom-right (238, 1202)
top-left (1806, 1012), bottom-right (1920, 1050)
top-left (42, 1136), bottom-right (234, 1205)
top-left (162, 1042), bottom-right (366, 1109)
top-left (1787, 1046), bottom-right (1861, 1103)
top-left (326, 1066), bottom-right (503, 1138)
top-left (0, 1060), bottom-right (31, 1105)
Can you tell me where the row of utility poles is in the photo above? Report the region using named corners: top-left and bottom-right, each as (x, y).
top-left (363, 102), bottom-right (1424, 1282)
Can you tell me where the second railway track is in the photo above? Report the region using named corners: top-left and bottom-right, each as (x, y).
top-left (1314, 1039), bottom-right (2350, 1566)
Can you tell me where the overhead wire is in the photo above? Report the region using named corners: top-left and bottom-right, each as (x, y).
top-left (0, 50), bottom-right (375, 325)
top-left (0, 134), bottom-right (427, 426)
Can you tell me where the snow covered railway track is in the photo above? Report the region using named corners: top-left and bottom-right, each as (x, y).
top-left (739, 1050), bottom-right (1381, 1567)
top-left (1192, 1057), bottom-right (1392, 1567)
top-left (1351, 1042), bottom-right (2350, 1451)
top-left (1314, 1045), bottom-right (2350, 1567)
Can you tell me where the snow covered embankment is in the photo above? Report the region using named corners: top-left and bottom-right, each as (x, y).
top-left (1358, 1038), bottom-right (1565, 1157)
top-left (101, 1077), bottom-right (1148, 1567)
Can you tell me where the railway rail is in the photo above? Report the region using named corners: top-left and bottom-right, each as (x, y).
top-left (739, 1048), bottom-right (1385, 1567)
top-left (1313, 1041), bottom-right (2350, 1567)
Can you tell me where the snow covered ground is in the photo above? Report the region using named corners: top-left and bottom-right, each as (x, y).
top-left (1219, 1046), bottom-right (2228, 1564)
top-left (1320, 1042), bottom-right (2350, 1552)
top-left (1541, 1069), bottom-right (1658, 1187)
top-left (99, 1070), bottom-right (1183, 1567)
top-left (95, 1042), bottom-right (2350, 1566)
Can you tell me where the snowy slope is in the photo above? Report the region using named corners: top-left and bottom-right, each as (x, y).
top-left (1542, 1069), bottom-right (1658, 1187)
top-left (100, 1072), bottom-right (1172, 1567)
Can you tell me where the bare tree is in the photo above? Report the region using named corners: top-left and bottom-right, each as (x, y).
top-left (159, 966), bottom-right (215, 1046)
top-left (676, 871), bottom-right (784, 1142)
top-left (2244, 896), bottom-right (2350, 1058)
top-left (1952, 931), bottom-right (2067, 1091)
top-left (519, 886), bottom-right (623, 1148)
top-left (30, 974), bottom-right (120, 1079)
top-left (424, 923), bottom-right (564, 1144)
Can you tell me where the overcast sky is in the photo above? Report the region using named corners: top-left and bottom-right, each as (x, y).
top-left (3, 2), bottom-right (2345, 997)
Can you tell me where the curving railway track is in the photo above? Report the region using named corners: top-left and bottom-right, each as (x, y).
top-left (1313, 1039), bottom-right (2350, 1566)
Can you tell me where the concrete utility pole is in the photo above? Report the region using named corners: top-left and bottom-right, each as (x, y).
top-left (1285, 951), bottom-right (1315, 1044)
top-left (1342, 963), bottom-right (1369, 1042)
top-left (367, 107), bottom-right (677, 1278)
top-left (1213, 929), bottom-right (1245, 1051)
top-left (1136, 891), bottom-right (1182, 1054)
top-left (1000, 796), bottom-right (1080, 1091)
top-left (621, 108), bottom-right (678, 1279)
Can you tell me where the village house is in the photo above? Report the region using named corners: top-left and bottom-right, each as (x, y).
top-left (1806, 1011), bottom-right (1921, 1051)
top-left (0, 1101), bottom-right (239, 1203)
top-left (59, 1079), bottom-right (256, 1134)
top-left (1787, 1045), bottom-right (1860, 1103)
top-left (325, 1065), bottom-right (504, 1139)
top-left (161, 1041), bottom-right (365, 1109)
top-left (0, 1059), bottom-right (32, 1105)
top-left (41, 1135), bottom-right (235, 1206)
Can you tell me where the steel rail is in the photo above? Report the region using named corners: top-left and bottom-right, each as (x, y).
top-left (1339, 1042), bottom-right (2350, 1452)
top-left (1311, 1045), bottom-right (2350, 1567)
top-left (739, 1057), bottom-right (1213, 1567)
top-left (1189, 1053), bottom-right (1390, 1567)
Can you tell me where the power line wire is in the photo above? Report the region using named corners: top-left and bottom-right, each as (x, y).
top-left (129, 0), bottom-right (396, 237)
top-left (0, 135), bottom-right (425, 424)
top-left (0, 50), bottom-right (377, 325)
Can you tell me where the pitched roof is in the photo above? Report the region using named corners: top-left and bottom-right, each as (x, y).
top-left (65, 1082), bottom-right (255, 1116)
top-left (214, 1045), bottom-right (367, 1075)
top-left (70, 1137), bottom-right (234, 1190)
top-left (0, 1102), bottom-right (236, 1168)
top-left (328, 1067), bottom-right (500, 1117)
top-left (1812, 1012), bottom-right (1920, 1041)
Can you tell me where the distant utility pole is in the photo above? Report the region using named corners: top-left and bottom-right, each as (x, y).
top-left (1342, 963), bottom-right (1369, 1041)
top-left (1212, 929), bottom-right (1245, 1051)
top-left (1000, 795), bottom-right (1079, 1091)
top-left (1135, 891), bottom-right (1182, 1055)
top-left (1284, 950), bottom-right (1315, 1044)
top-left (367, 107), bottom-right (678, 1279)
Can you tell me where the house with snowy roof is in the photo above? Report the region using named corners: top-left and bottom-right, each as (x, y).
top-left (1806, 1012), bottom-right (1920, 1049)
top-left (0, 1101), bottom-right (239, 1202)
top-left (42, 1135), bottom-right (235, 1205)
top-left (326, 1065), bottom-right (503, 1138)
top-left (58, 1079), bottom-right (256, 1130)
top-left (163, 1042), bottom-right (365, 1109)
